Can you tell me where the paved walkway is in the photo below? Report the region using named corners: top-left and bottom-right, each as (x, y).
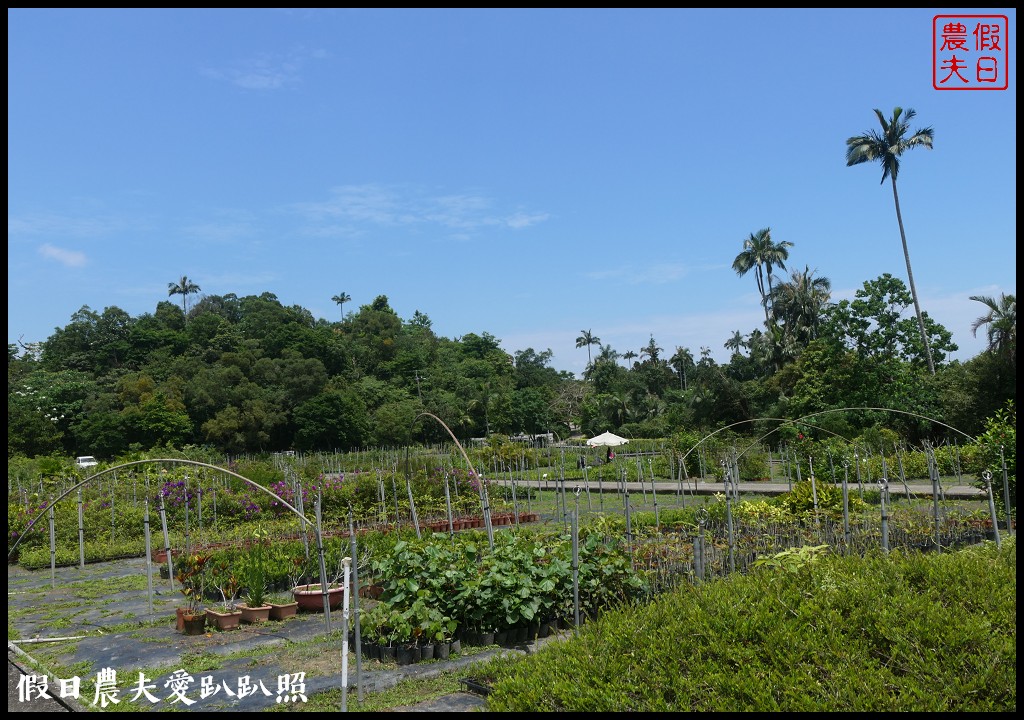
top-left (493, 477), bottom-right (985, 498)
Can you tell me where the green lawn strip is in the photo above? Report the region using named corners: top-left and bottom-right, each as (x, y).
top-left (267, 668), bottom-right (476, 712)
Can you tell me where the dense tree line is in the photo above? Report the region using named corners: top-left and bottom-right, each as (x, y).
top-left (10, 106), bottom-right (1014, 459)
top-left (8, 271), bottom-right (1014, 460)
top-left (8, 293), bottom-right (574, 457)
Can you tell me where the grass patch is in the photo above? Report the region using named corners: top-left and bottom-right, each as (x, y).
top-left (268, 668), bottom-right (476, 712)
top-left (7, 605), bottom-right (33, 623)
top-left (180, 651), bottom-right (223, 674)
top-left (104, 616), bottom-right (169, 634)
top-left (68, 574), bottom-right (150, 599)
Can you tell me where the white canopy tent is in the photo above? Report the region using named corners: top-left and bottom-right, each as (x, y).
top-left (585, 431), bottom-right (629, 447)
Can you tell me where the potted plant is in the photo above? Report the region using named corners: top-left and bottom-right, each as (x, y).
top-left (152, 546), bottom-right (179, 564)
top-left (360, 602), bottom-right (392, 661)
top-left (361, 603), bottom-right (409, 662)
top-left (206, 563), bottom-right (243, 631)
top-left (292, 555), bottom-right (345, 612)
top-left (238, 525), bottom-right (272, 623)
top-left (175, 552), bottom-right (209, 635)
top-left (292, 580), bottom-right (345, 612)
top-left (267, 590), bottom-right (299, 621)
top-left (389, 608), bottom-right (418, 666)
top-left (239, 579), bottom-right (271, 623)
top-left (419, 604), bottom-right (456, 661)
top-left (267, 555), bottom-right (303, 620)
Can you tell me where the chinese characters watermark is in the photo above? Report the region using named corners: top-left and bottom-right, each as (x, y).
top-left (17, 669), bottom-right (308, 707)
top-left (934, 15), bottom-right (1009, 90)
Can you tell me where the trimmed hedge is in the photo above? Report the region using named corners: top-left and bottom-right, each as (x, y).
top-left (476, 538), bottom-right (1016, 711)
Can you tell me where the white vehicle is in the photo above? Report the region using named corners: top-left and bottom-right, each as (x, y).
top-left (75, 456), bottom-right (99, 469)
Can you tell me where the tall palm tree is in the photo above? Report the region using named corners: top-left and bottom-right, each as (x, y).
top-left (724, 330), bottom-right (747, 355)
top-left (639, 335), bottom-right (662, 363)
top-left (595, 343), bottom-right (620, 365)
top-left (970, 292), bottom-right (1016, 363)
top-left (846, 106), bottom-right (935, 374)
top-left (331, 292), bottom-right (351, 320)
top-left (167, 275), bottom-right (201, 320)
top-left (732, 227), bottom-right (794, 328)
top-left (622, 350), bottom-right (638, 368)
top-left (575, 329), bottom-right (601, 370)
top-left (669, 346), bottom-right (693, 390)
top-left (771, 265), bottom-right (832, 356)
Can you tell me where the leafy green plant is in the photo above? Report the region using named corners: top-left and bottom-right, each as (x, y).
top-left (209, 560), bottom-right (240, 611)
top-left (175, 552), bottom-right (209, 615)
top-left (243, 578), bottom-right (268, 608)
top-left (974, 401), bottom-right (1016, 514)
top-left (751, 544), bottom-right (830, 574)
top-left (777, 480), bottom-right (864, 520)
top-left (381, 606), bottom-right (415, 646)
top-left (241, 524), bottom-right (270, 607)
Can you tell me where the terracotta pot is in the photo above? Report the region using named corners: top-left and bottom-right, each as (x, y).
top-left (358, 584), bottom-right (384, 600)
top-left (268, 601), bottom-right (298, 621)
top-left (292, 583), bottom-right (345, 612)
top-left (152, 548), bottom-right (179, 564)
top-left (238, 604), bottom-right (272, 623)
top-left (206, 608), bottom-right (242, 631)
top-left (181, 613), bottom-right (206, 636)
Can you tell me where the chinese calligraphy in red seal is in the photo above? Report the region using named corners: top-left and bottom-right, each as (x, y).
top-left (933, 15), bottom-right (1009, 90)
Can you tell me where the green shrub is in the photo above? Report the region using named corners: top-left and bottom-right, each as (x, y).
top-left (974, 401), bottom-right (1016, 514)
top-left (476, 539), bottom-right (1016, 711)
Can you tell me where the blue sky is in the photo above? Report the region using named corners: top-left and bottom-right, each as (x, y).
top-left (8, 8), bottom-right (1017, 377)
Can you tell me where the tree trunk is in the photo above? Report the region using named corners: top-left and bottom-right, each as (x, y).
top-left (891, 176), bottom-right (935, 375)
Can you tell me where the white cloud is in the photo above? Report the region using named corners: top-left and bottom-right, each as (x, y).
top-left (38, 243), bottom-right (87, 268)
top-left (506, 212), bottom-right (550, 229)
top-left (585, 262), bottom-right (694, 285)
top-left (201, 46), bottom-right (328, 90)
top-left (291, 183), bottom-right (548, 236)
top-left (9, 212), bottom-right (128, 238)
top-left (295, 184), bottom-right (404, 225)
